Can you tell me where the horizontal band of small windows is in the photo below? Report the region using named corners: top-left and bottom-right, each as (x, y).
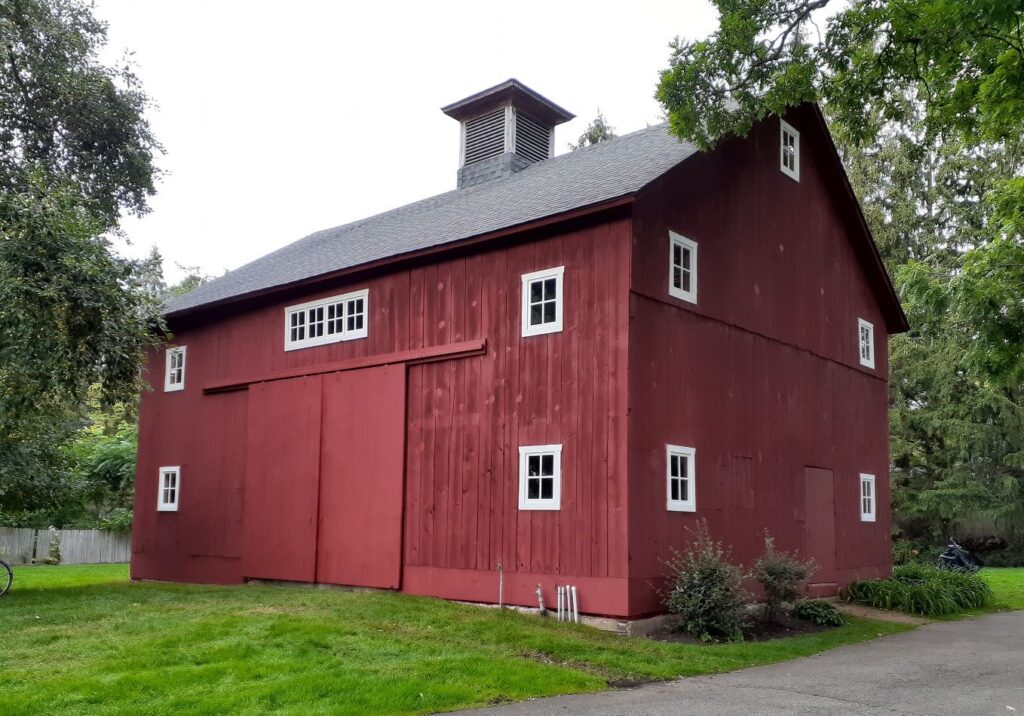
top-left (285, 289), bottom-right (369, 351)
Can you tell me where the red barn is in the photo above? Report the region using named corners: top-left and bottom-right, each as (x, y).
top-left (133, 79), bottom-right (908, 618)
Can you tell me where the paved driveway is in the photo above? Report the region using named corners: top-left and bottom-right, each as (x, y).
top-left (461, 611), bottom-right (1024, 715)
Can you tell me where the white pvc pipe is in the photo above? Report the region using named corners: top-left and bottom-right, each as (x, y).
top-left (557, 585), bottom-right (563, 621)
top-left (571, 585), bottom-right (579, 623)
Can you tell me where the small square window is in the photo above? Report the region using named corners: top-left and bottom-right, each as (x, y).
top-left (518, 445), bottom-right (562, 510)
top-left (780, 119), bottom-right (800, 181)
top-left (859, 473), bottom-right (876, 522)
top-left (858, 318), bottom-right (875, 369)
top-left (158, 466), bottom-right (180, 512)
top-left (668, 232), bottom-right (698, 304)
top-left (164, 346), bottom-right (186, 392)
top-left (521, 266), bottom-right (564, 337)
top-left (666, 445), bottom-right (696, 512)
top-left (285, 289), bottom-right (369, 350)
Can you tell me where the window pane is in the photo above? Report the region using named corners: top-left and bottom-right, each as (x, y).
top-left (530, 280), bottom-right (543, 303)
top-left (679, 456), bottom-right (687, 478)
top-left (670, 455), bottom-right (679, 477)
top-left (530, 304), bottom-right (542, 326)
top-left (673, 243), bottom-right (682, 267)
top-left (528, 479), bottom-right (540, 500)
top-left (541, 454), bottom-right (554, 476)
top-left (671, 479), bottom-right (679, 501)
top-left (673, 265), bottom-right (682, 289)
top-left (543, 278), bottom-right (557, 301)
top-left (543, 301), bottom-right (556, 323)
top-left (541, 478), bottom-right (553, 500)
top-left (682, 271), bottom-right (691, 292)
top-left (682, 248), bottom-right (690, 271)
top-left (680, 479), bottom-right (688, 502)
top-left (528, 455), bottom-right (540, 476)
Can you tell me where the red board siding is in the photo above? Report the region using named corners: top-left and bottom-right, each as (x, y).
top-left (317, 367), bottom-right (406, 589)
top-left (625, 107), bottom-right (892, 614)
top-left (133, 212), bottom-right (634, 607)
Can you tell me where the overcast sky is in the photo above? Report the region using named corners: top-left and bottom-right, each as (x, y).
top-left (93, 1), bottom-right (719, 283)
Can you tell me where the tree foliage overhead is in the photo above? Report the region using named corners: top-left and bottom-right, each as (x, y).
top-left (568, 111), bottom-right (617, 151)
top-left (656, 0), bottom-right (1024, 150)
top-left (0, 0), bottom-right (164, 512)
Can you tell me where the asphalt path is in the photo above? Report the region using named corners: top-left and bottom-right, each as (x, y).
top-left (459, 610), bottom-right (1024, 715)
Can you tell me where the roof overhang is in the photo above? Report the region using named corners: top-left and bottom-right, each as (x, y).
top-left (441, 78), bottom-right (575, 126)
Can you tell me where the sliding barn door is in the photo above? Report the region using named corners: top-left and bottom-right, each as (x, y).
top-left (242, 376), bottom-right (323, 582)
top-left (317, 365), bottom-right (406, 589)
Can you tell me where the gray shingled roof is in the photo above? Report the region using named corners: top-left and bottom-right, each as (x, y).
top-left (166, 122), bottom-right (699, 315)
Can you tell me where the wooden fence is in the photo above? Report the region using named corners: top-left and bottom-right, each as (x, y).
top-left (0, 527), bottom-right (130, 565)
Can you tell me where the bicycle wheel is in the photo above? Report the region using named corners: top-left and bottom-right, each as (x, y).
top-left (0, 560), bottom-right (12, 596)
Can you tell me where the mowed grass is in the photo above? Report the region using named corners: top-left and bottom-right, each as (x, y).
top-left (0, 564), bottom-right (911, 715)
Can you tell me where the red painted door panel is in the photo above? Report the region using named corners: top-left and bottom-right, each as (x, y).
top-left (317, 366), bottom-right (406, 588)
top-left (804, 466), bottom-right (837, 584)
top-left (242, 376), bottom-right (322, 582)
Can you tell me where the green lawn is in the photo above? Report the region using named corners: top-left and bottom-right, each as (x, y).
top-left (977, 567), bottom-right (1024, 613)
top-left (0, 564), bottom-right (914, 715)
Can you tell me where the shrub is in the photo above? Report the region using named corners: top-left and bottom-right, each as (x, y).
top-left (980, 549), bottom-right (1024, 568)
top-left (793, 599), bottom-right (844, 627)
top-left (844, 564), bottom-right (993, 616)
top-left (663, 520), bottom-right (750, 642)
top-left (753, 533), bottom-right (815, 621)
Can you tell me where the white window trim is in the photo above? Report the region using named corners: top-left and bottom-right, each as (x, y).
top-left (858, 318), bottom-right (875, 369)
top-left (518, 444), bottom-right (562, 510)
top-left (860, 473), bottom-right (876, 522)
top-left (780, 119), bottom-right (800, 181)
top-left (521, 266), bottom-right (565, 337)
top-left (164, 346), bottom-right (186, 392)
top-left (668, 231), bottom-right (698, 304)
top-left (284, 288), bottom-right (369, 351)
top-left (666, 444), bottom-right (697, 512)
top-left (157, 466), bottom-right (180, 512)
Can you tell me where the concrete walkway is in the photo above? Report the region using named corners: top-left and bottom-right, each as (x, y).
top-left (461, 611), bottom-right (1024, 715)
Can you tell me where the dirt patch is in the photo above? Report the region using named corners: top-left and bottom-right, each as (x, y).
top-left (645, 613), bottom-right (834, 644)
top-left (832, 601), bottom-right (931, 625)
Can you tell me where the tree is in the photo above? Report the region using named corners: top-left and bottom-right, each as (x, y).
top-left (0, 0), bottom-right (163, 512)
top-left (569, 111), bottom-right (617, 150)
top-left (655, 1), bottom-right (1024, 151)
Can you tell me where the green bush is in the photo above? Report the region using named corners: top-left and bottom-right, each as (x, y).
top-left (794, 599), bottom-right (845, 627)
top-left (663, 520), bottom-right (750, 642)
top-left (981, 549), bottom-right (1024, 567)
top-left (753, 533), bottom-right (815, 621)
top-left (844, 564), bottom-right (993, 616)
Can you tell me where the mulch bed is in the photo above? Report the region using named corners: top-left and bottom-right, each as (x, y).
top-left (646, 613), bottom-right (833, 644)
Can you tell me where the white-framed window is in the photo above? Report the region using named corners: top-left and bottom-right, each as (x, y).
top-left (780, 119), bottom-right (800, 181)
top-left (164, 346), bottom-right (186, 392)
top-left (521, 266), bottom-right (564, 337)
top-left (666, 444), bottom-right (696, 512)
top-left (518, 444), bottom-right (562, 510)
top-left (285, 289), bottom-right (369, 351)
top-left (158, 466), bottom-right (180, 512)
top-left (668, 232), bottom-right (698, 304)
top-left (859, 473), bottom-right (876, 522)
top-left (858, 318), bottom-right (875, 369)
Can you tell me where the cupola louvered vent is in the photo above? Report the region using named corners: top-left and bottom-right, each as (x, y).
top-left (515, 112), bottom-right (551, 163)
top-left (442, 79), bottom-right (574, 189)
top-left (464, 108), bottom-right (506, 166)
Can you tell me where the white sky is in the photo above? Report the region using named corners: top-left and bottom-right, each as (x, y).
top-left (94, 1), bottom-right (719, 283)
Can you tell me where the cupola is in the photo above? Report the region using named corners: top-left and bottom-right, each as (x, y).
top-left (442, 79), bottom-right (574, 189)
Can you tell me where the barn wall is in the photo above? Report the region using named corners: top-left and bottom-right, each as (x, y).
top-left (132, 213), bottom-right (633, 611)
top-left (625, 106), bottom-right (893, 614)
